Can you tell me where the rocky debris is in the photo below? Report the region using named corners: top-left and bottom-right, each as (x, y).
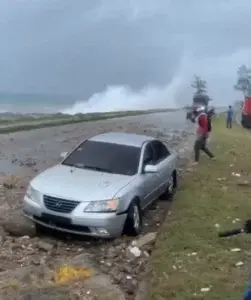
top-left (0, 174), bottom-right (26, 191)
top-left (127, 246), bottom-right (142, 259)
top-left (0, 225), bottom-right (6, 244)
top-left (1, 175), bottom-right (19, 189)
top-left (0, 210), bottom-right (36, 237)
top-left (133, 232), bottom-right (157, 248)
top-left (94, 233), bottom-right (159, 297)
top-left (0, 113), bottom-right (193, 299)
top-left (37, 240), bottom-right (54, 252)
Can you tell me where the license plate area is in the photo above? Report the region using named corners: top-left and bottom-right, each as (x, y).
top-left (41, 213), bottom-right (71, 225)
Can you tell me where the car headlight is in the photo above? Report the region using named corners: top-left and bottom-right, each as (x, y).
top-left (25, 185), bottom-right (41, 203)
top-left (84, 199), bottom-right (119, 213)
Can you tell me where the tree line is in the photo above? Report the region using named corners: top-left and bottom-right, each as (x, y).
top-left (191, 64), bottom-right (251, 107)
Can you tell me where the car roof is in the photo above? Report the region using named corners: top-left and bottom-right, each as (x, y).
top-left (89, 132), bottom-right (155, 147)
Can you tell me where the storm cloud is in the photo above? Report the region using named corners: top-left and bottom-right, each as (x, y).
top-left (0, 0), bottom-right (251, 112)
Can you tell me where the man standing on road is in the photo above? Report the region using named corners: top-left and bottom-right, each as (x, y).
top-left (226, 105), bottom-right (233, 128)
top-left (193, 106), bottom-right (215, 165)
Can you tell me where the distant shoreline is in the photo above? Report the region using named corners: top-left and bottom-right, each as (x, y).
top-left (0, 108), bottom-right (179, 134)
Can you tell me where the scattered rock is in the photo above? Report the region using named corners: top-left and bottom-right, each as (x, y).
top-left (0, 115), bottom-right (193, 299)
top-left (0, 210), bottom-right (36, 237)
top-left (127, 246), bottom-right (141, 259)
top-left (135, 232), bottom-right (157, 248)
top-left (37, 240), bottom-right (54, 252)
top-left (105, 247), bottom-right (118, 259)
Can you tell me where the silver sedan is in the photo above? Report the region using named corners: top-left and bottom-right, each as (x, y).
top-left (23, 132), bottom-right (178, 238)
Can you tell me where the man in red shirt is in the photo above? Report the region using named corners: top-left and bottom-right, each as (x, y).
top-left (193, 106), bottom-right (215, 164)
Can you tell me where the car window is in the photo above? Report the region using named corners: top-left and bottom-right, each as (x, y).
top-left (62, 140), bottom-right (141, 176)
top-left (151, 141), bottom-right (170, 164)
top-left (143, 143), bottom-right (154, 165)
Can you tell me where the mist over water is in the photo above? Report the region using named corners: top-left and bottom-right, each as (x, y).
top-left (60, 78), bottom-right (183, 114)
top-left (1, 1), bottom-right (251, 114)
top-left (62, 49), bottom-right (250, 115)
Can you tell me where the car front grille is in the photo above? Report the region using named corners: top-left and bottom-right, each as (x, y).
top-left (43, 195), bottom-right (80, 213)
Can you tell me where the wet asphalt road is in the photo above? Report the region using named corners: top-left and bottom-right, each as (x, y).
top-left (0, 110), bottom-right (194, 176)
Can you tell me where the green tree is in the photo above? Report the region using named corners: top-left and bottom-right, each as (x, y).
top-left (191, 75), bottom-right (210, 106)
top-left (191, 75), bottom-right (207, 95)
top-left (234, 64), bottom-right (251, 96)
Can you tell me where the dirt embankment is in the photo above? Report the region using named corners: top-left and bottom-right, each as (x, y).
top-left (0, 111), bottom-right (194, 300)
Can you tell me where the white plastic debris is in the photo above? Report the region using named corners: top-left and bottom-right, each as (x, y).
top-left (215, 223), bottom-right (220, 228)
top-left (232, 172), bottom-right (241, 177)
top-left (187, 252), bottom-right (197, 257)
top-left (201, 287), bottom-right (211, 292)
top-left (235, 261), bottom-right (244, 267)
top-left (231, 248), bottom-right (241, 252)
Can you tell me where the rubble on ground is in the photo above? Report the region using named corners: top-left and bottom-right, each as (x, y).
top-left (0, 114), bottom-right (194, 299)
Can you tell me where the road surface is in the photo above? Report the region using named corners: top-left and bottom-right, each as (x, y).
top-left (0, 110), bottom-right (193, 175)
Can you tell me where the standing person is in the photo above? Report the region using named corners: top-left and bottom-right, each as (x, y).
top-left (207, 108), bottom-right (214, 142)
top-left (193, 106), bottom-right (215, 165)
top-left (207, 108), bottom-right (214, 132)
top-left (226, 105), bottom-right (233, 128)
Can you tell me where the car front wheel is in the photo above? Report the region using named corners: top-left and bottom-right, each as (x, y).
top-left (160, 171), bottom-right (177, 201)
top-left (124, 200), bottom-right (142, 236)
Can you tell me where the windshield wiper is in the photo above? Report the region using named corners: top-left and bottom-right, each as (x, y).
top-left (81, 165), bottom-right (113, 173)
top-left (64, 163), bottom-right (113, 173)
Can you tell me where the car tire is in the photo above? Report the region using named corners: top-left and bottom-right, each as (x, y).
top-left (124, 200), bottom-right (142, 236)
top-left (160, 171), bottom-right (177, 201)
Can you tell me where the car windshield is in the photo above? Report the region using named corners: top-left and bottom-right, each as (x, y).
top-left (62, 140), bottom-right (141, 176)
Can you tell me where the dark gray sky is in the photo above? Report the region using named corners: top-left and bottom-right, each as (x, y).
top-left (0, 0), bottom-right (251, 110)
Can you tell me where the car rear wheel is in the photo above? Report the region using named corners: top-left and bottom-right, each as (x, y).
top-left (124, 200), bottom-right (142, 236)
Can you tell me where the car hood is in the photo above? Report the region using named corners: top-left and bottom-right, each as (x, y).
top-left (31, 164), bottom-right (134, 201)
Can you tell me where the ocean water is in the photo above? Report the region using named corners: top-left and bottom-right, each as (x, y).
top-left (0, 81), bottom-right (180, 115)
top-left (0, 93), bottom-right (76, 114)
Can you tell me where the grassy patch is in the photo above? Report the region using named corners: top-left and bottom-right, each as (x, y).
top-left (0, 109), bottom-right (174, 134)
top-left (148, 117), bottom-right (251, 300)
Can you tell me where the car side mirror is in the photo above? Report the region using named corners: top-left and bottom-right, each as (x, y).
top-left (144, 164), bottom-right (158, 173)
top-left (60, 151), bottom-right (68, 159)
